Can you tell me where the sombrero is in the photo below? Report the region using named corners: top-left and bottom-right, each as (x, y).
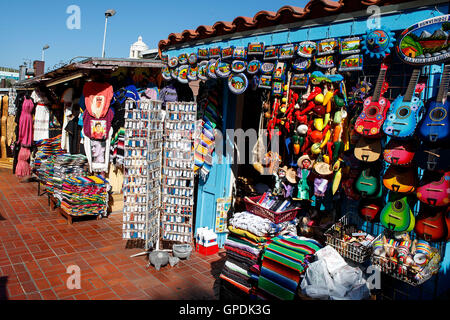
top-left (279, 166), bottom-right (297, 184)
top-left (313, 161), bottom-right (333, 176)
top-left (297, 154), bottom-right (315, 170)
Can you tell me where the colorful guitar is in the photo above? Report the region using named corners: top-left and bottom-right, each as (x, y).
top-left (383, 69), bottom-right (424, 138)
top-left (355, 57), bottom-right (390, 137)
top-left (416, 171), bottom-right (450, 207)
top-left (414, 205), bottom-right (446, 242)
top-left (417, 144), bottom-right (450, 172)
top-left (380, 196), bottom-right (415, 232)
top-left (355, 167), bottom-right (382, 198)
top-left (383, 165), bottom-right (417, 194)
top-left (354, 137), bottom-right (382, 162)
top-left (418, 64), bottom-right (450, 143)
top-left (446, 211), bottom-right (450, 242)
top-left (383, 138), bottom-right (417, 166)
top-left (359, 200), bottom-right (381, 222)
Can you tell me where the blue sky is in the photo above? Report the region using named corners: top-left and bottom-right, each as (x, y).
top-left (0, 0), bottom-right (308, 71)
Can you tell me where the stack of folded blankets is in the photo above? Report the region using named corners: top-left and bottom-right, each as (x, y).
top-left (53, 154), bottom-right (88, 203)
top-left (59, 175), bottom-right (109, 217)
top-left (32, 135), bottom-right (65, 174)
top-left (220, 211), bottom-right (298, 297)
top-left (37, 158), bottom-right (56, 194)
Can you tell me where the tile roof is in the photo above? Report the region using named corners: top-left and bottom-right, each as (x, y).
top-left (158, 0), bottom-right (413, 55)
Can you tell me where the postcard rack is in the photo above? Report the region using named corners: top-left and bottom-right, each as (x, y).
top-left (161, 102), bottom-right (197, 245)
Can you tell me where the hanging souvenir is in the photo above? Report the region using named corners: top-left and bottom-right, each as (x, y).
top-left (233, 46), bottom-right (247, 60)
top-left (272, 61), bottom-right (286, 82)
top-left (209, 47), bottom-right (221, 58)
top-left (228, 73), bottom-right (248, 95)
top-left (291, 74), bottom-right (309, 89)
top-left (216, 60), bottom-right (231, 78)
top-left (340, 37), bottom-right (362, 55)
top-left (171, 67), bottom-right (179, 79)
top-left (231, 60), bottom-right (247, 73)
top-left (188, 53), bottom-right (198, 65)
top-left (292, 58), bottom-right (311, 72)
top-left (178, 53), bottom-right (188, 65)
top-left (247, 59), bottom-right (261, 75)
top-left (279, 44), bottom-right (295, 60)
top-left (362, 28), bottom-right (396, 59)
top-left (264, 46), bottom-right (278, 60)
top-left (198, 61), bottom-right (208, 80)
top-left (187, 65), bottom-right (198, 81)
top-left (162, 66), bottom-right (172, 81)
top-left (161, 55), bottom-right (169, 64)
top-left (272, 81), bottom-right (284, 97)
top-left (315, 55), bottom-right (335, 68)
top-left (168, 56), bottom-right (178, 68)
top-left (198, 48), bottom-right (209, 60)
top-left (317, 38), bottom-right (338, 56)
top-left (221, 46), bottom-right (234, 60)
top-left (339, 54), bottom-right (363, 71)
top-left (297, 41), bottom-right (317, 58)
top-left (207, 59), bottom-right (218, 78)
top-left (248, 42), bottom-right (265, 55)
top-left (260, 62), bottom-right (275, 75)
top-left (258, 75), bottom-right (272, 89)
top-left (396, 14), bottom-right (450, 65)
top-left (177, 65), bottom-right (189, 83)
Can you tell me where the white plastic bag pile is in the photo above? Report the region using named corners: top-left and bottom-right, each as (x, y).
top-left (300, 246), bottom-right (371, 300)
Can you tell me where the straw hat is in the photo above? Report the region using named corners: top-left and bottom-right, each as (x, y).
top-left (313, 161), bottom-right (333, 176)
top-left (279, 166), bottom-right (297, 184)
top-left (297, 154), bottom-right (315, 170)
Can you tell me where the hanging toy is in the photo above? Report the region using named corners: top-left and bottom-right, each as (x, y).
top-left (361, 28), bottom-right (395, 59)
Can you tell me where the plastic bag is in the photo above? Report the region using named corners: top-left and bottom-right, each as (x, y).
top-left (315, 245), bottom-right (347, 276)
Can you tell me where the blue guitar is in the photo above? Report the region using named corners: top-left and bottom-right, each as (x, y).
top-left (383, 69), bottom-right (424, 138)
top-left (418, 64), bottom-right (450, 143)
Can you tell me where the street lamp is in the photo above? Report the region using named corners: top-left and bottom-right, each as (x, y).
top-left (102, 9), bottom-right (116, 58)
top-left (42, 45), bottom-right (50, 62)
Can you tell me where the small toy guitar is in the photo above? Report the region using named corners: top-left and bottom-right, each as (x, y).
top-left (446, 210), bottom-right (450, 242)
top-left (383, 165), bottom-right (417, 194)
top-left (355, 56), bottom-right (390, 137)
top-left (383, 69), bottom-right (424, 138)
top-left (354, 136), bottom-right (382, 162)
top-left (414, 205), bottom-right (446, 242)
top-left (416, 171), bottom-right (450, 207)
top-left (359, 200), bottom-right (381, 222)
top-left (418, 64), bottom-right (450, 143)
top-left (355, 168), bottom-right (380, 198)
top-left (383, 138), bottom-right (416, 166)
top-left (380, 196), bottom-right (415, 232)
top-left (416, 144), bottom-right (450, 172)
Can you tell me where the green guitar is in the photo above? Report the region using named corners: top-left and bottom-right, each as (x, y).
top-left (380, 196), bottom-right (415, 232)
top-left (355, 168), bottom-right (381, 198)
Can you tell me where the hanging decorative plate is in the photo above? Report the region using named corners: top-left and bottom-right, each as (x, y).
top-left (396, 14), bottom-right (450, 65)
top-left (221, 46), bottom-right (234, 60)
top-left (291, 74), bottom-right (309, 89)
top-left (171, 67), bottom-right (179, 79)
top-left (315, 55), bottom-right (335, 68)
top-left (178, 53), bottom-right (188, 65)
top-left (233, 47), bottom-right (247, 60)
top-left (264, 46), bottom-right (279, 60)
top-left (317, 38), bottom-right (338, 56)
top-left (362, 28), bottom-right (396, 59)
top-left (297, 41), bottom-right (317, 58)
top-left (188, 53), bottom-right (198, 65)
top-left (228, 73), bottom-right (248, 95)
top-left (292, 58), bottom-right (311, 72)
top-left (177, 65), bottom-right (189, 83)
top-left (168, 56), bottom-right (178, 68)
top-left (198, 48), bottom-right (209, 60)
top-left (209, 47), bottom-right (221, 58)
top-left (339, 54), bottom-right (363, 71)
top-left (231, 60), bottom-right (247, 73)
top-left (207, 59), bottom-right (218, 78)
top-left (340, 37), bottom-right (362, 55)
top-left (162, 65), bottom-right (171, 81)
top-left (198, 61), bottom-right (208, 80)
top-left (247, 60), bottom-right (261, 75)
top-left (216, 60), bottom-right (231, 78)
top-left (260, 62), bottom-right (275, 75)
top-left (161, 55), bottom-right (169, 64)
top-left (258, 75), bottom-right (272, 89)
top-left (279, 44), bottom-right (295, 60)
top-left (272, 61), bottom-right (286, 82)
top-left (187, 65), bottom-right (198, 81)
top-left (248, 42), bottom-right (265, 55)
top-left (272, 81), bottom-right (284, 97)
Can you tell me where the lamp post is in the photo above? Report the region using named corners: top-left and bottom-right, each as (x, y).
top-left (102, 9), bottom-right (116, 58)
top-left (42, 45), bottom-right (50, 62)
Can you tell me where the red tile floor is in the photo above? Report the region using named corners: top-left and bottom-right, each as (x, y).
top-left (0, 168), bottom-right (226, 300)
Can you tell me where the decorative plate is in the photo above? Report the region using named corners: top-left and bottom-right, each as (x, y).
top-left (198, 48), bottom-right (209, 60)
top-left (362, 28), bottom-right (396, 59)
top-left (339, 54), bottom-right (363, 71)
top-left (216, 60), bottom-right (231, 78)
top-left (292, 58), bottom-right (311, 71)
top-left (162, 65), bottom-right (171, 81)
top-left (177, 65), bottom-right (189, 83)
top-left (207, 59), bottom-right (218, 78)
top-left (171, 67), bottom-right (179, 79)
top-left (279, 44), bottom-right (295, 60)
top-left (187, 65), bottom-right (198, 81)
top-left (178, 53), bottom-right (188, 65)
top-left (317, 38), bottom-right (338, 56)
top-left (264, 46), bottom-right (279, 60)
top-left (297, 41), bottom-right (317, 58)
top-left (221, 46), bottom-right (234, 60)
top-left (228, 73), bottom-right (248, 95)
top-left (188, 53), bottom-right (198, 65)
top-left (260, 62), bottom-right (275, 75)
top-left (209, 47), bottom-right (221, 58)
top-left (248, 42), bottom-right (265, 55)
top-left (396, 14), bottom-right (450, 65)
top-left (315, 55), bottom-right (335, 68)
top-left (168, 56), bottom-right (178, 68)
top-left (198, 61), bottom-right (208, 80)
top-left (291, 74), bottom-right (309, 89)
top-left (258, 75), bottom-right (272, 89)
top-left (233, 47), bottom-right (247, 60)
top-left (231, 60), bottom-right (247, 73)
top-left (272, 61), bottom-right (286, 82)
top-left (247, 60), bottom-right (261, 74)
top-left (340, 37), bottom-right (361, 55)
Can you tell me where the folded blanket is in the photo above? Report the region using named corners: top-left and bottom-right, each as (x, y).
top-left (220, 274), bottom-right (251, 294)
top-left (226, 252), bottom-right (258, 269)
top-left (228, 226), bottom-right (271, 243)
top-left (230, 211), bottom-right (298, 237)
top-left (225, 237), bottom-right (262, 256)
top-left (225, 245), bottom-right (259, 261)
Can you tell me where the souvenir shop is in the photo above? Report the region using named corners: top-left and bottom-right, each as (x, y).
top-left (158, 0), bottom-right (450, 300)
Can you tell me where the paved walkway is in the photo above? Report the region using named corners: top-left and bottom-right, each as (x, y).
top-left (0, 168), bottom-right (225, 300)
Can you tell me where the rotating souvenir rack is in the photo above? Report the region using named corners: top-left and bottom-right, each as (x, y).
top-left (161, 102), bottom-right (197, 246)
top-left (123, 99), bottom-right (164, 250)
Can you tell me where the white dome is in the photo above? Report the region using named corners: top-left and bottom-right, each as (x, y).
top-left (129, 36), bottom-right (149, 59)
